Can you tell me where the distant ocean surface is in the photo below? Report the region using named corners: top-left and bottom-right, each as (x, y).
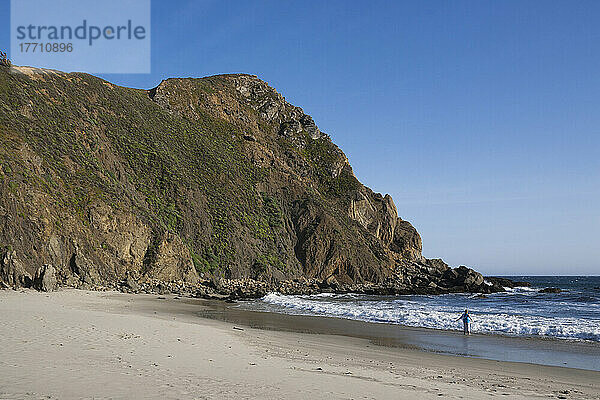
top-left (240, 276), bottom-right (600, 342)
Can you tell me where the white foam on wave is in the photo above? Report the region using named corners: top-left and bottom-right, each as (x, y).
top-left (502, 286), bottom-right (540, 295)
top-left (515, 286), bottom-right (539, 291)
top-left (260, 293), bottom-right (600, 341)
top-left (507, 286), bottom-right (539, 292)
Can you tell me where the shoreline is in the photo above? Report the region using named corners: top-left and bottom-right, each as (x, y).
top-left (1, 288), bottom-right (599, 399)
top-left (236, 297), bottom-right (599, 345)
top-left (195, 296), bottom-right (600, 372)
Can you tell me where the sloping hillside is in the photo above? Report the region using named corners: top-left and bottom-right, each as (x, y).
top-left (0, 63), bottom-right (504, 295)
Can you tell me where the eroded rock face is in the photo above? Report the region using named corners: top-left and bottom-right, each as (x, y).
top-left (349, 191), bottom-right (396, 247)
top-left (0, 250), bottom-right (32, 288)
top-left (87, 204), bottom-right (152, 277)
top-left (126, 275), bottom-right (140, 290)
top-left (142, 232), bottom-right (199, 284)
top-left (69, 247), bottom-right (101, 286)
top-left (292, 199), bottom-right (388, 283)
top-left (391, 220), bottom-right (423, 262)
top-left (33, 264), bottom-right (57, 292)
top-left (348, 189), bottom-right (423, 263)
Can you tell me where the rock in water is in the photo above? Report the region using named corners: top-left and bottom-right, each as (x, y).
top-left (540, 287), bottom-right (561, 293)
top-left (34, 265), bottom-right (58, 292)
top-left (485, 276), bottom-right (530, 288)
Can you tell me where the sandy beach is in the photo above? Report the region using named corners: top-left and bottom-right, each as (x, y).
top-left (1, 289), bottom-right (599, 399)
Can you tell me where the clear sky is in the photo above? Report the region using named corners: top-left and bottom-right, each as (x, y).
top-left (1, 1), bottom-right (598, 275)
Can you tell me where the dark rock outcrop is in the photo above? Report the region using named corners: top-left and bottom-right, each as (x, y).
top-left (33, 264), bottom-right (58, 292)
top-left (486, 277), bottom-right (531, 288)
top-left (540, 287), bottom-right (561, 293)
top-left (0, 250), bottom-right (32, 288)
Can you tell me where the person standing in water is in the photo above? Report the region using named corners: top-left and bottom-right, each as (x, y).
top-left (458, 309), bottom-right (472, 335)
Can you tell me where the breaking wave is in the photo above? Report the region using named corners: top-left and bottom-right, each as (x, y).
top-left (257, 287), bottom-right (600, 342)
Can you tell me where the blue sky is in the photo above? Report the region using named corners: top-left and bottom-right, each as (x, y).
top-left (1, 1), bottom-right (598, 275)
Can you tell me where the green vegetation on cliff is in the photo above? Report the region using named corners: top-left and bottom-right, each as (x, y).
top-left (0, 65), bottom-right (427, 287)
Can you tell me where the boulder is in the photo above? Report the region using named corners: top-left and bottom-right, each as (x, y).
top-left (34, 264), bottom-right (58, 292)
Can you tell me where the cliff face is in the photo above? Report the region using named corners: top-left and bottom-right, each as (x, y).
top-left (0, 64), bottom-right (490, 293)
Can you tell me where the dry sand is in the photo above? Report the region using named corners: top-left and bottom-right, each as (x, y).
top-left (1, 289), bottom-right (598, 399)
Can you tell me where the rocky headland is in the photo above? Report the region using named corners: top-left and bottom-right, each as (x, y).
top-left (0, 61), bottom-right (526, 299)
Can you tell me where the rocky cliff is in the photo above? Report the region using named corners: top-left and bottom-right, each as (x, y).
top-left (0, 63), bottom-right (509, 296)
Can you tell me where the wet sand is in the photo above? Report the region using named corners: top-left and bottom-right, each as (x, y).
top-left (200, 298), bottom-right (600, 371)
top-left (1, 289), bottom-right (599, 399)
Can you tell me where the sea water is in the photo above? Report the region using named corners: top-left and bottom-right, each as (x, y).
top-left (241, 276), bottom-right (600, 342)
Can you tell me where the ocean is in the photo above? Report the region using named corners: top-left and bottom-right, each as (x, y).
top-left (240, 276), bottom-right (600, 342)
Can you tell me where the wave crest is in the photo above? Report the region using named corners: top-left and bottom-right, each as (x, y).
top-left (260, 293), bottom-right (600, 341)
